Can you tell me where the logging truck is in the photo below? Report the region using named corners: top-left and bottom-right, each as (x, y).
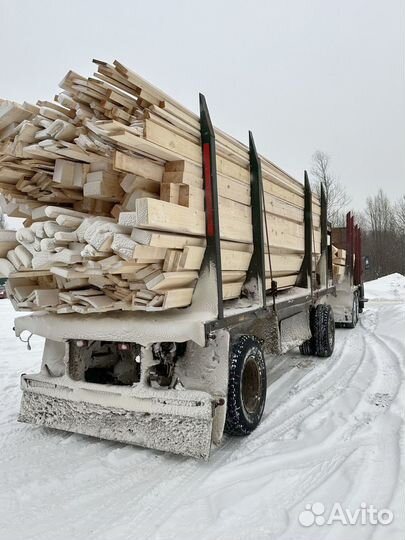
top-left (8, 92), bottom-right (365, 460)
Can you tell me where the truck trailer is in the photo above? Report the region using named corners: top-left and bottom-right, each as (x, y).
top-left (7, 94), bottom-right (365, 460)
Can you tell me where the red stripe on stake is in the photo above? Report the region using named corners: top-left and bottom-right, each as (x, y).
top-left (203, 143), bottom-right (215, 237)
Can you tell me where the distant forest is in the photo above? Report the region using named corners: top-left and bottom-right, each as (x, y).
top-left (311, 151), bottom-right (404, 282)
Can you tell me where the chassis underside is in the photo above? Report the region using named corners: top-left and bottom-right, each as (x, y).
top-left (16, 286), bottom-right (335, 459)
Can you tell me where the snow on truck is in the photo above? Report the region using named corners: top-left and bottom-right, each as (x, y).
top-left (0, 60), bottom-right (365, 459)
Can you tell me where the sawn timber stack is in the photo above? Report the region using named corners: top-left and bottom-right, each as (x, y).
top-left (0, 59), bottom-right (321, 314)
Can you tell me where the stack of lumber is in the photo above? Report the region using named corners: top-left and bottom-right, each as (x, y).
top-left (332, 246), bottom-right (346, 282)
top-left (0, 59), bottom-right (321, 314)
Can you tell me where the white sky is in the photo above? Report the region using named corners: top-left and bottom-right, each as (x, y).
top-left (1, 0), bottom-right (404, 210)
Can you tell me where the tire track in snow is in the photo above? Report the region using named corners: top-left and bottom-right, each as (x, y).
top-left (137, 308), bottom-right (403, 540)
top-left (1, 302), bottom-right (403, 540)
top-left (78, 310), bottom-right (387, 540)
top-left (266, 322), bottom-right (356, 419)
top-left (238, 331), bottom-right (369, 454)
top-left (152, 308), bottom-right (400, 540)
top-left (124, 319), bottom-right (367, 537)
top-left (279, 308), bottom-right (404, 540)
top-left (347, 316), bottom-right (403, 528)
top-left (127, 314), bottom-right (379, 539)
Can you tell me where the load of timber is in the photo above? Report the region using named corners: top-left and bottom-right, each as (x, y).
top-left (332, 245), bottom-right (346, 283)
top-left (0, 60), bottom-right (321, 314)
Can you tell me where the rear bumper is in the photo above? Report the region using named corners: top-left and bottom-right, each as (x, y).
top-left (19, 373), bottom-right (215, 459)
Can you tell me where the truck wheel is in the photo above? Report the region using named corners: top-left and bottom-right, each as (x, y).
top-left (347, 293), bottom-right (359, 329)
top-left (299, 339), bottom-right (315, 355)
top-left (358, 285), bottom-right (365, 314)
top-left (313, 304), bottom-right (335, 357)
top-left (225, 335), bottom-right (267, 436)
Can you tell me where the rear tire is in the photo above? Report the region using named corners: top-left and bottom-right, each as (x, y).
top-left (313, 304), bottom-right (335, 357)
top-left (225, 335), bottom-right (267, 436)
top-left (299, 340), bottom-right (315, 355)
top-left (358, 285), bottom-right (365, 314)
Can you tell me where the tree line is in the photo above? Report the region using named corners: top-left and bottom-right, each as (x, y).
top-left (311, 150), bottom-right (404, 281)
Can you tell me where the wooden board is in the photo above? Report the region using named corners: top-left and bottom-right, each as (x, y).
top-left (145, 271), bottom-right (198, 291)
top-left (120, 174), bottom-right (160, 194)
top-left (266, 274), bottom-right (297, 290)
top-left (130, 198), bottom-right (253, 243)
top-left (163, 171), bottom-right (203, 189)
top-left (160, 182), bottom-right (181, 205)
top-left (143, 120), bottom-right (250, 182)
top-left (164, 159), bottom-right (202, 177)
top-left (177, 246), bottom-right (205, 270)
top-left (221, 249), bottom-right (252, 271)
top-left (83, 179), bottom-right (123, 201)
top-left (0, 230), bottom-right (18, 257)
top-left (130, 228), bottom-right (206, 249)
top-left (113, 151), bottom-right (164, 182)
top-left (162, 288), bottom-right (194, 309)
top-left (223, 281), bottom-right (244, 300)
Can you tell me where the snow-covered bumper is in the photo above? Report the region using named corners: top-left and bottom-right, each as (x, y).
top-left (19, 374), bottom-right (216, 460)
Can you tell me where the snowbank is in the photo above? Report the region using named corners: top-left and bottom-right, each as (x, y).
top-left (365, 272), bottom-right (405, 301)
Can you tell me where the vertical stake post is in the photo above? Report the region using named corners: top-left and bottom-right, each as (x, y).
top-left (199, 94), bottom-right (223, 319)
top-left (320, 182), bottom-right (328, 285)
top-left (346, 212), bottom-right (354, 282)
top-left (298, 171), bottom-right (313, 290)
top-left (246, 131), bottom-right (266, 307)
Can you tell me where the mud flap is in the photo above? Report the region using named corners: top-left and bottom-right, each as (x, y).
top-left (18, 385), bottom-right (215, 460)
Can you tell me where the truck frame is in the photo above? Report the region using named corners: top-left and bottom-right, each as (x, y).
top-left (13, 96), bottom-right (363, 459)
top-left (330, 212), bottom-right (367, 327)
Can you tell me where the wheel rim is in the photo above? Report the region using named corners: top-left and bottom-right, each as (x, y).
top-left (241, 355), bottom-right (261, 415)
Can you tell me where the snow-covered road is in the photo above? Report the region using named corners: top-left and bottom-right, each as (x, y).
top-left (1, 275), bottom-right (404, 540)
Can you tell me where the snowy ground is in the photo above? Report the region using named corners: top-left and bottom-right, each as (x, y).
top-left (1, 275), bottom-right (404, 540)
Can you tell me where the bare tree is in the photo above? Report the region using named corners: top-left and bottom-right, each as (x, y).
top-left (310, 150), bottom-right (350, 226)
top-left (395, 195), bottom-right (405, 234)
top-left (364, 189), bottom-right (399, 278)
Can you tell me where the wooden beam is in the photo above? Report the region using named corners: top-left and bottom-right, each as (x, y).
top-left (162, 288), bottom-right (194, 309)
top-left (130, 228), bottom-right (206, 249)
top-left (163, 171), bottom-right (203, 189)
top-left (145, 271), bottom-right (198, 291)
top-left (83, 179), bottom-right (123, 202)
top-left (129, 198), bottom-right (253, 243)
top-left (160, 182), bottom-right (181, 205)
top-left (265, 274), bottom-right (297, 290)
top-left (177, 246), bottom-right (205, 270)
top-left (120, 174), bottom-right (160, 194)
top-left (221, 249), bottom-right (252, 271)
top-left (223, 281), bottom-right (244, 300)
top-left (113, 150), bottom-right (164, 182)
top-left (164, 159), bottom-right (202, 177)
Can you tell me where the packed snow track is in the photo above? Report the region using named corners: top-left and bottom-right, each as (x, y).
top-left (1, 274), bottom-right (404, 540)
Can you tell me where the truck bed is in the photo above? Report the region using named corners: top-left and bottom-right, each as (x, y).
top-left (14, 286), bottom-right (323, 347)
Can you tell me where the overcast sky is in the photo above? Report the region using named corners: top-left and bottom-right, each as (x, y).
top-left (1, 0), bottom-right (404, 210)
